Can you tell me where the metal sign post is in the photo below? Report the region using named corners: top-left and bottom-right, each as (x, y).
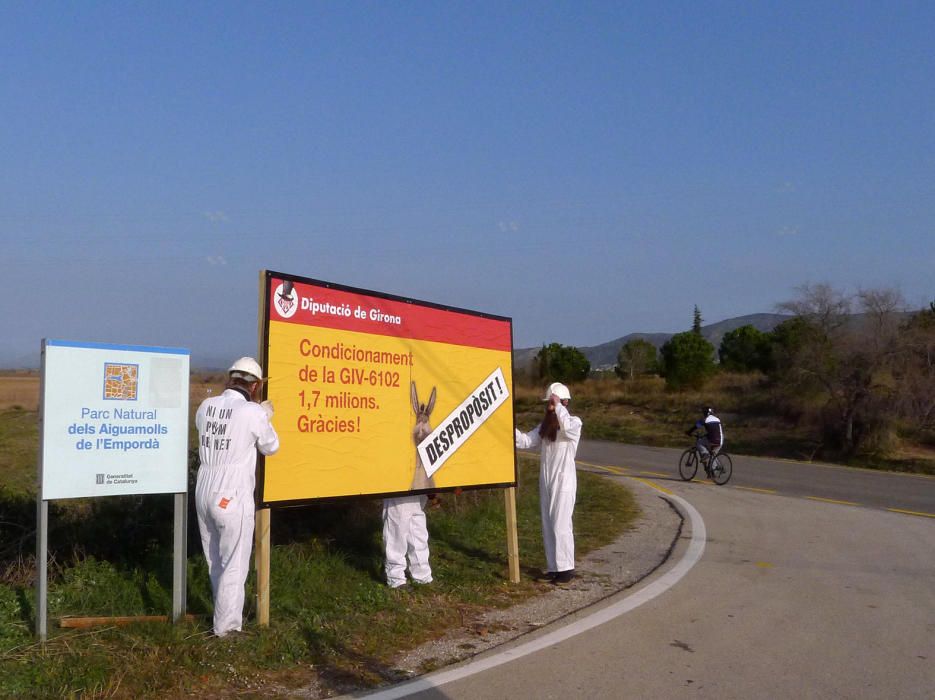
top-left (172, 492), bottom-right (187, 622)
top-left (35, 498), bottom-right (48, 640)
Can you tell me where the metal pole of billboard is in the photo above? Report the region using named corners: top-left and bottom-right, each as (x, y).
top-left (36, 498), bottom-right (48, 641)
top-left (504, 487), bottom-right (521, 583)
top-left (172, 492), bottom-right (187, 622)
top-left (256, 269), bottom-right (272, 627)
top-left (36, 340), bottom-right (49, 640)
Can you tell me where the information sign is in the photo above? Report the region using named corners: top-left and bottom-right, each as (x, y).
top-left (40, 340), bottom-right (190, 500)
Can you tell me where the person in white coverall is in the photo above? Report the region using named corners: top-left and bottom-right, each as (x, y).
top-left (382, 382), bottom-right (436, 588)
top-left (515, 382), bottom-right (582, 585)
top-left (195, 357), bottom-right (279, 636)
top-left (382, 495), bottom-right (433, 588)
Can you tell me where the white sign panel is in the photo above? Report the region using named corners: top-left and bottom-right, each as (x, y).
top-left (40, 340), bottom-right (190, 500)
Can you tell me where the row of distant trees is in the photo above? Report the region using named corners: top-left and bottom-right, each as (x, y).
top-left (617, 287), bottom-right (935, 456)
top-left (530, 305), bottom-right (712, 387)
top-left (532, 286), bottom-right (935, 457)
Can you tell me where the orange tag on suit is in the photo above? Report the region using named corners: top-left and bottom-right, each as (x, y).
top-left (218, 497), bottom-right (231, 509)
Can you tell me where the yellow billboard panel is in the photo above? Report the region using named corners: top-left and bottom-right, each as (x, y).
top-left (260, 272), bottom-right (515, 505)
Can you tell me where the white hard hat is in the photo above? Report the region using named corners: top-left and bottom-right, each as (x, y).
top-left (543, 382), bottom-right (571, 401)
top-left (228, 357), bottom-right (264, 382)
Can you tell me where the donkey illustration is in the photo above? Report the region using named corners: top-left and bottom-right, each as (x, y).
top-left (410, 381), bottom-right (437, 491)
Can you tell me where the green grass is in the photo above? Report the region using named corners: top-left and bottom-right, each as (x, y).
top-left (0, 456), bottom-right (639, 698)
top-left (7, 366), bottom-right (930, 697)
top-left (0, 408), bottom-right (38, 497)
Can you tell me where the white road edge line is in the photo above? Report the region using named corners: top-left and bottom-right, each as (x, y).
top-left (351, 490), bottom-right (706, 699)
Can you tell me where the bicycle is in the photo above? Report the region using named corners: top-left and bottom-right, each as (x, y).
top-left (678, 434), bottom-right (733, 485)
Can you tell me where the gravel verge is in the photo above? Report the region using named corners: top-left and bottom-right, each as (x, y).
top-left (389, 476), bottom-right (683, 678)
top-left (274, 476), bottom-right (682, 698)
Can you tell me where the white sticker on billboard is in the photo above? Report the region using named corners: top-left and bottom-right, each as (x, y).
top-left (417, 367), bottom-right (510, 479)
top-left (40, 340), bottom-right (190, 500)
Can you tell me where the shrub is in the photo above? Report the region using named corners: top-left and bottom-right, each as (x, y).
top-left (534, 343), bottom-right (590, 383)
top-left (659, 332), bottom-right (716, 390)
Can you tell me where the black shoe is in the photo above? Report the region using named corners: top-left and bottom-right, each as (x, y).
top-left (537, 571), bottom-right (558, 582)
top-left (551, 569), bottom-right (575, 585)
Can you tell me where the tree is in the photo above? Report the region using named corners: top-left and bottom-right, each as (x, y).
top-left (718, 325), bottom-right (771, 372)
top-left (894, 301), bottom-right (935, 432)
top-left (535, 343), bottom-right (590, 384)
top-left (659, 331), bottom-right (716, 390)
top-left (615, 339), bottom-right (658, 380)
top-left (766, 316), bottom-right (815, 377)
top-left (777, 283), bottom-right (851, 334)
top-left (692, 305), bottom-right (703, 335)
top-left (771, 284), bottom-right (907, 455)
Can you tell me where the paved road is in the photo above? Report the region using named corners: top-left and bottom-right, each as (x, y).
top-left (577, 440), bottom-right (935, 518)
top-left (370, 441), bottom-right (935, 699)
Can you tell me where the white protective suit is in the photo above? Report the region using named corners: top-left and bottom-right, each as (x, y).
top-left (382, 495), bottom-right (432, 588)
top-left (195, 387), bottom-right (279, 636)
top-left (515, 403), bottom-right (583, 573)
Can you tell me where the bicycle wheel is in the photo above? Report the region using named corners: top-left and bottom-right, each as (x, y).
top-left (678, 449), bottom-right (698, 481)
top-left (710, 452), bottom-right (733, 485)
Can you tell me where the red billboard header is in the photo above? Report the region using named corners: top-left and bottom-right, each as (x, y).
top-left (268, 275), bottom-right (512, 352)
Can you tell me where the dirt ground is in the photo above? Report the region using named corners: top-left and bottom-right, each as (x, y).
top-left (0, 373), bottom-right (223, 411)
top-left (0, 373), bottom-right (39, 410)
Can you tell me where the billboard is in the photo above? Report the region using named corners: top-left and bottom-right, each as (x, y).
top-left (260, 271), bottom-right (516, 505)
top-left (39, 340), bottom-right (190, 500)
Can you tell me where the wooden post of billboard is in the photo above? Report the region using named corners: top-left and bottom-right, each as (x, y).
top-left (256, 270), bottom-right (272, 627)
top-left (504, 487), bottom-right (521, 583)
top-left (255, 507), bottom-right (271, 626)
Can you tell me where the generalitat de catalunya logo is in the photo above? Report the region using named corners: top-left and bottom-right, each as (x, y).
top-left (274, 280), bottom-right (298, 319)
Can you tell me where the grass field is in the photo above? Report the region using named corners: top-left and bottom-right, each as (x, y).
top-left (0, 372), bottom-right (41, 411)
top-left (0, 455), bottom-right (638, 698)
top-left (515, 374), bottom-right (935, 474)
top-left (0, 371), bottom-right (223, 412)
top-left (1, 368), bottom-right (931, 697)
top-left (0, 372), bottom-right (641, 697)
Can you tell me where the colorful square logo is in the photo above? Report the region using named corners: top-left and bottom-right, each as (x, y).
top-left (102, 363), bottom-right (139, 401)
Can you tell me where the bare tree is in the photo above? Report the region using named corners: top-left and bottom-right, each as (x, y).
top-left (773, 284), bottom-right (905, 455)
top-left (857, 287), bottom-right (906, 354)
top-left (777, 283), bottom-right (851, 336)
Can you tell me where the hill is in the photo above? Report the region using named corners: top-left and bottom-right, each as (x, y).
top-left (514, 313), bottom-right (793, 372)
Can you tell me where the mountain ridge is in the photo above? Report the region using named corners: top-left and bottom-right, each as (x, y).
top-left (514, 312), bottom-right (793, 371)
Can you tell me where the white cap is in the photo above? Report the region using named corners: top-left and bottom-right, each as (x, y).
top-left (543, 382), bottom-right (571, 401)
top-left (228, 357), bottom-right (264, 382)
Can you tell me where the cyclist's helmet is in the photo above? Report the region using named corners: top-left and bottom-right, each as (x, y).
top-left (703, 407), bottom-right (715, 416)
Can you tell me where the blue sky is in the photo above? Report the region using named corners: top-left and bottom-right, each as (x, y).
top-left (2, 1), bottom-right (933, 367)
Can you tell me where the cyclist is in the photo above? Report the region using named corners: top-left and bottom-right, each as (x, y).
top-left (686, 407), bottom-right (724, 473)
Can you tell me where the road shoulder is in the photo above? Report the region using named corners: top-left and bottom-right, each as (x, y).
top-left (389, 476), bottom-right (683, 676)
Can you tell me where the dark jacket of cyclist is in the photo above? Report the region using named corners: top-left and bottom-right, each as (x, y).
top-left (687, 408), bottom-right (724, 455)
